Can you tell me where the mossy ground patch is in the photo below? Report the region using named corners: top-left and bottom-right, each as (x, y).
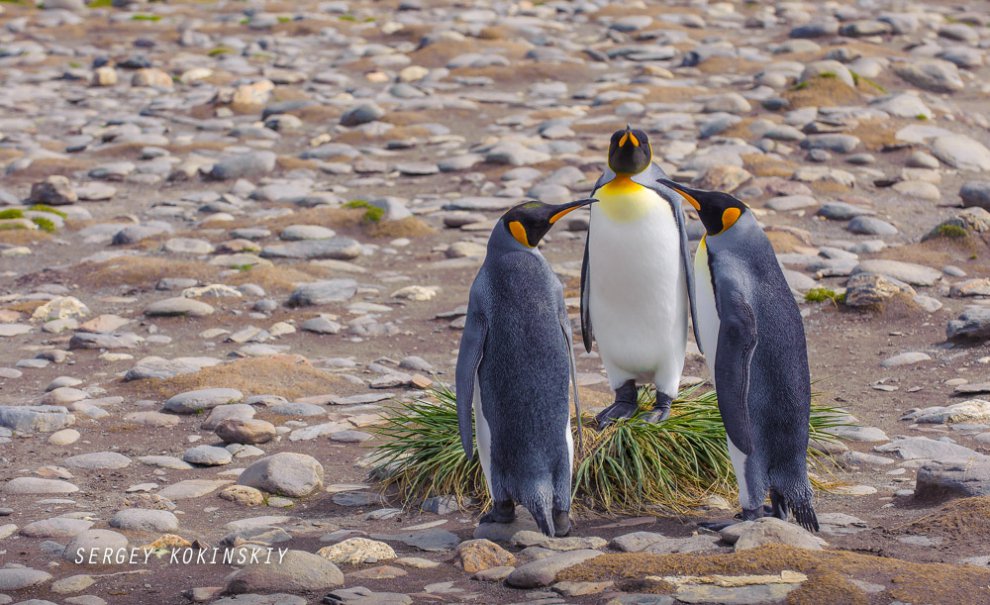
top-left (559, 544), bottom-right (990, 605)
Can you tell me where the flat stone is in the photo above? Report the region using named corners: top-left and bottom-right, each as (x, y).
top-left (20, 517), bottom-right (93, 539)
top-left (63, 529), bottom-right (129, 562)
top-left (875, 436), bottom-right (984, 460)
top-left (0, 405), bottom-right (75, 433)
top-left (908, 400), bottom-right (990, 424)
top-left (371, 529), bottom-right (461, 552)
top-left (847, 216), bottom-right (897, 236)
top-left (109, 509), bottom-right (179, 533)
top-left (288, 280), bottom-right (358, 306)
top-left (0, 568), bottom-right (53, 590)
top-left (881, 352), bottom-right (931, 368)
top-left (675, 581), bottom-right (803, 604)
top-left (144, 297), bottom-right (214, 318)
top-left (124, 356), bottom-right (221, 381)
top-left (157, 479), bottom-right (231, 500)
top-left (262, 238), bottom-right (361, 261)
top-left (2, 477), bottom-right (79, 494)
top-left (164, 388), bottom-right (244, 414)
top-left (852, 260), bottom-right (941, 287)
top-left (64, 451), bottom-right (131, 470)
top-left (324, 586), bottom-right (411, 605)
top-left (125, 412), bottom-right (180, 428)
top-left (209, 151), bottom-right (277, 180)
top-left (506, 549), bottom-right (602, 588)
top-left (512, 531), bottom-right (608, 552)
top-left (280, 225), bottom-right (336, 241)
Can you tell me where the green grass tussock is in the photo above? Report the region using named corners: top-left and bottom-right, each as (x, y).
top-left (372, 385), bottom-right (847, 515)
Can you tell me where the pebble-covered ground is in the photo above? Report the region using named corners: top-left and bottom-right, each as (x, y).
top-left (2, 1), bottom-right (990, 604)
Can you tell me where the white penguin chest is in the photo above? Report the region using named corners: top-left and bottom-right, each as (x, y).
top-left (588, 180), bottom-right (688, 374)
top-left (694, 237), bottom-right (721, 375)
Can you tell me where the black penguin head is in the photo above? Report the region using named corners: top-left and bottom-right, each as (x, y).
top-left (501, 198), bottom-right (597, 248)
top-left (657, 178), bottom-right (748, 235)
top-left (608, 125), bottom-right (652, 175)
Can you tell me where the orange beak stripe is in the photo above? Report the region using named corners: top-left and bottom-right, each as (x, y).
top-left (549, 205), bottom-right (582, 224)
top-left (672, 187), bottom-right (701, 211)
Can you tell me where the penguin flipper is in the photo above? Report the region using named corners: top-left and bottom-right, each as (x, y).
top-left (646, 177), bottom-right (704, 354)
top-left (714, 289), bottom-right (757, 456)
top-left (579, 233), bottom-right (593, 353)
top-left (455, 310), bottom-right (487, 460)
top-left (559, 311), bottom-right (584, 457)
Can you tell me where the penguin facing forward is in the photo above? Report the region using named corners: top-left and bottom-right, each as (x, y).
top-left (656, 178), bottom-right (819, 532)
top-left (456, 197), bottom-right (595, 537)
top-left (581, 126), bottom-right (703, 428)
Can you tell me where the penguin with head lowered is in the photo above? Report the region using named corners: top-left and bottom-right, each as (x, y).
top-left (655, 178), bottom-right (819, 532)
top-left (581, 126), bottom-right (703, 428)
top-left (456, 197), bottom-right (595, 537)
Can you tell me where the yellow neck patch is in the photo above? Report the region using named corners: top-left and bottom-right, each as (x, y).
top-left (508, 220), bottom-right (531, 247)
top-left (720, 207), bottom-right (742, 233)
top-left (596, 175), bottom-right (661, 223)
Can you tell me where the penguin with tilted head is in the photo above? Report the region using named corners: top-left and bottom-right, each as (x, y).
top-left (581, 126), bottom-right (703, 428)
top-left (456, 197), bottom-right (594, 537)
top-left (655, 178), bottom-right (819, 532)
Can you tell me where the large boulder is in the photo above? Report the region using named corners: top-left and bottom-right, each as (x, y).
top-left (237, 452), bottom-right (324, 497)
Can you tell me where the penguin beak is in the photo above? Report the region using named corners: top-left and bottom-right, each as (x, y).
top-left (548, 197), bottom-right (596, 225)
top-left (618, 125), bottom-right (640, 149)
top-left (657, 178), bottom-right (701, 211)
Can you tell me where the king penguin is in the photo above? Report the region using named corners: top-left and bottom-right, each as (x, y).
top-left (656, 178), bottom-right (819, 532)
top-left (581, 126), bottom-right (702, 428)
top-left (456, 197), bottom-right (595, 537)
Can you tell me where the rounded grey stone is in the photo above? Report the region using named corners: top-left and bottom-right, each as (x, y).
top-left (237, 452), bottom-right (324, 497)
top-left (109, 509), bottom-right (179, 533)
top-left (183, 445), bottom-right (234, 466)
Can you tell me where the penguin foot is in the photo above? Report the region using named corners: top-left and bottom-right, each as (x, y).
top-left (479, 500), bottom-right (515, 524)
top-left (552, 509), bottom-right (571, 537)
top-left (640, 389), bottom-right (674, 424)
top-left (595, 402), bottom-right (639, 429)
top-left (596, 379), bottom-right (638, 429)
top-left (640, 392), bottom-right (673, 424)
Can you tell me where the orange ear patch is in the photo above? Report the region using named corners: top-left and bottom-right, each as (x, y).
top-left (618, 132), bottom-right (629, 148)
top-left (628, 132), bottom-right (640, 147)
top-left (508, 220), bottom-right (531, 247)
top-left (720, 207), bottom-right (742, 232)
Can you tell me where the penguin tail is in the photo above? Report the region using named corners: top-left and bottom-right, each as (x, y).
top-left (521, 484), bottom-right (555, 537)
top-left (789, 499), bottom-right (820, 533)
